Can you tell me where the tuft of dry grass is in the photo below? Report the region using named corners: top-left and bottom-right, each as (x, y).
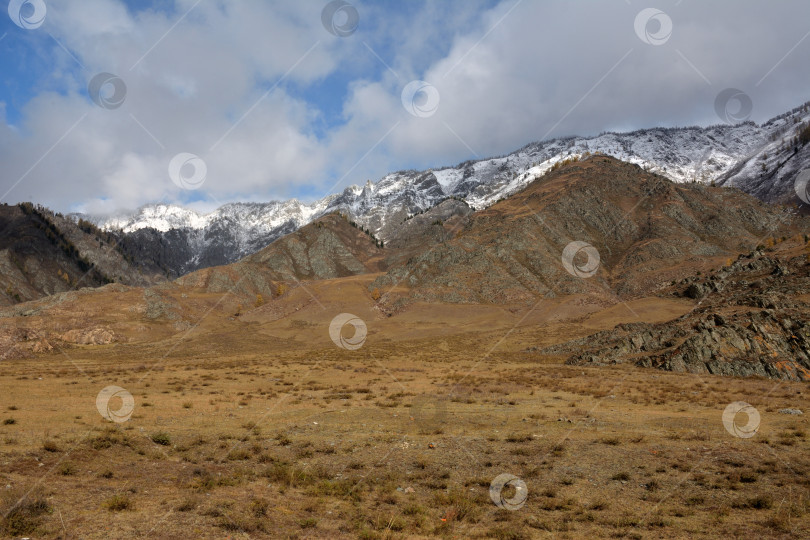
top-left (0, 489), bottom-right (51, 536)
top-left (102, 494), bottom-right (133, 512)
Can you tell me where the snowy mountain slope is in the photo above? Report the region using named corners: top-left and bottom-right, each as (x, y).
top-left (90, 100), bottom-right (810, 275)
top-left (717, 103), bottom-right (810, 205)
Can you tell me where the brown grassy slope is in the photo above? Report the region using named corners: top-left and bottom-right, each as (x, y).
top-left (371, 155), bottom-right (807, 307)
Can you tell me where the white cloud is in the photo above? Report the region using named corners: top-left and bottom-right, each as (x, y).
top-left (1, 0), bottom-right (809, 215)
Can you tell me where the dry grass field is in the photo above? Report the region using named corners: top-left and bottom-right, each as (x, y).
top-left (1, 281), bottom-right (808, 539)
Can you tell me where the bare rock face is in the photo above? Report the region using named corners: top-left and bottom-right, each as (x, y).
top-left (0, 325), bottom-right (53, 359)
top-left (30, 339), bottom-right (54, 353)
top-left (60, 327), bottom-right (116, 345)
top-left (143, 288), bottom-right (181, 320)
top-left (684, 283), bottom-right (705, 299)
top-left (1, 322), bottom-right (116, 357)
top-left (640, 310), bottom-right (810, 380)
top-left (556, 244), bottom-right (810, 381)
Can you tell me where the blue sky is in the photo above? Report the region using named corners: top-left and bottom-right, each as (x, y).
top-left (0, 1), bottom-right (463, 126)
top-left (1, 0), bottom-right (809, 215)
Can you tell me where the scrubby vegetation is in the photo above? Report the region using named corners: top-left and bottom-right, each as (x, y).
top-left (17, 202), bottom-right (112, 283)
top-left (335, 212), bottom-right (384, 247)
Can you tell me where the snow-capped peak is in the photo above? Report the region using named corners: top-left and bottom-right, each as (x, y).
top-left (92, 100), bottom-right (810, 275)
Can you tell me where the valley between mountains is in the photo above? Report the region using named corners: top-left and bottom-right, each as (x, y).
top-left (1, 154), bottom-right (808, 538)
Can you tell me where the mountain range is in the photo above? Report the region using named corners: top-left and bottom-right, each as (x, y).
top-left (79, 100), bottom-right (810, 276)
top-left (3, 154), bottom-right (808, 381)
top-left (2, 101), bottom-right (809, 308)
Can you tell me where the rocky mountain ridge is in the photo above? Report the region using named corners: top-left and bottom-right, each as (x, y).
top-left (370, 155), bottom-right (805, 309)
top-left (83, 101), bottom-right (810, 276)
top-left (538, 237), bottom-right (810, 381)
top-left (0, 203), bottom-right (166, 307)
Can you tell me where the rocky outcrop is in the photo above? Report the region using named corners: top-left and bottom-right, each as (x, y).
top-left (642, 309), bottom-right (808, 379)
top-left (555, 245), bottom-right (810, 380)
top-left (60, 327), bottom-right (116, 345)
